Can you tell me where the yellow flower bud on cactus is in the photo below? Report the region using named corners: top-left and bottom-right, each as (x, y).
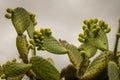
top-left (78, 37), bottom-right (85, 42)
top-left (12, 58), bottom-right (17, 62)
top-left (89, 19), bottom-right (93, 24)
top-left (6, 8), bottom-right (13, 13)
top-left (93, 18), bottom-right (98, 23)
top-left (105, 27), bottom-right (111, 33)
top-left (5, 14), bottom-right (11, 19)
top-left (0, 74), bottom-right (6, 79)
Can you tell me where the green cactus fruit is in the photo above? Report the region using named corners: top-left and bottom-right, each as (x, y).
top-left (7, 74), bottom-right (24, 80)
top-left (108, 61), bottom-right (120, 80)
top-left (60, 64), bottom-right (79, 80)
top-left (59, 40), bottom-right (82, 69)
top-left (88, 29), bottom-right (109, 51)
top-left (2, 62), bottom-right (32, 77)
top-left (78, 42), bottom-right (97, 58)
top-left (10, 7), bottom-right (34, 35)
top-left (80, 51), bottom-right (114, 80)
top-left (43, 36), bottom-right (67, 54)
top-left (16, 35), bottom-right (28, 63)
top-left (30, 56), bottom-right (60, 80)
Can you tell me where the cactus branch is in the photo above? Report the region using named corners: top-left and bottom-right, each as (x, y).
top-left (114, 19), bottom-right (120, 56)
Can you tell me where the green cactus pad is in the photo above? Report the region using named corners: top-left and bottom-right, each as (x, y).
top-left (27, 24), bottom-right (35, 39)
top-left (81, 61), bottom-right (107, 80)
top-left (30, 56), bottom-right (60, 80)
top-left (43, 36), bottom-right (67, 54)
top-left (2, 62), bottom-right (31, 77)
top-left (78, 42), bottom-right (97, 58)
top-left (16, 35), bottom-right (28, 63)
top-left (60, 64), bottom-right (79, 80)
top-left (108, 61), bottom-right (120, 80)
top-left (11, 7), bottom-right (33, 35)
top-left (79, 19), bottom-right (110, 51)
top-left (81, 51), bottom-right (114, 80)
top-left (59, 40), bottom-right (83, 69)
top-left (87, 29), bottom-right (108, 51)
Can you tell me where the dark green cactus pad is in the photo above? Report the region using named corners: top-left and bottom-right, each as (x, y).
top-left (11, 7), bottom-right (33, 35)
top-left (77, 54), bottom-right (89, 77)
top-left (2, 62), bottom-right (32, 77)
top-left (30, 56), bottom-right (60, 80)
top-left (108, 61), bottom-right (120, 80)
top-left (81, 51), bottom-right (114, 80)
top-left (59, 40), bottom-right (83, 69)
top-left (43, 36), bottom-right (67, 54)
top-left (78, 41), bottom-right (97, 58)
top-left (60, 64), bottom-right (79, 80)
top-left (16, 35), bottom-right (28, 63)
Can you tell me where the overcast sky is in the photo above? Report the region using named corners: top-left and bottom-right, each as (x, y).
top-left (0, 0), bottom-right (120, 71)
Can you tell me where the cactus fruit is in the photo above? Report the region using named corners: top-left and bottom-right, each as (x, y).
top-left (16, 35), bottom-right (28, 63)
top-left (30, 56), bottom-right (60, 80)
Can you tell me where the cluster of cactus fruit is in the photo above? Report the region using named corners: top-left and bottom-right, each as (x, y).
top-left (0, 7), bottom-right (120, 80)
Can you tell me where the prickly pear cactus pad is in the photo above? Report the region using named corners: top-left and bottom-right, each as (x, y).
top-left (80, 51), bottom-right (114, 80)
top-left (30, 56), bottom-right (60, 80)
top-left (33, 28), bottom-right (67, 54)
top-left (16, 35), bottom-right (28, 63)
top-left (5, 7), bottom-right (37, 37)
top-left (59, 40), bottom-right (83, 69)
top-left (2, 61), bottom-right (32, 78)
top-left (78, 19), bottom-right (111, 56)
top-left (108, 61), bottom-right (120, 80)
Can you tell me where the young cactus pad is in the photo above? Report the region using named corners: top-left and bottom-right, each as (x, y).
top-left (5, 7), bottom-right (36, 36)
top-left (78, 19), bottom-right (110, 51)
top-left (30, 56), bottom-right (60, 80)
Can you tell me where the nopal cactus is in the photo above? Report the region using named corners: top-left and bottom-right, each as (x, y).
top-left (1, 7), bottom-right (120, 80)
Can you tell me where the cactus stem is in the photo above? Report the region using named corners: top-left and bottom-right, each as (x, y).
top-left (113, 19), bottom-right (120, 62)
